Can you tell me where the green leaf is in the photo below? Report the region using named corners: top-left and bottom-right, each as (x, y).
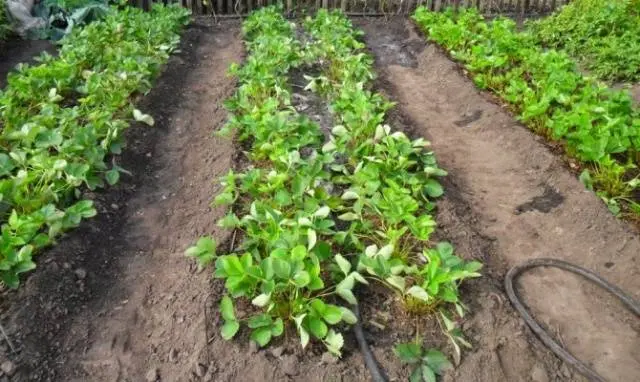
top-left (386, 275), bottom-right (406, 292)
top-left (291, 245), bottom-right (307, 261)
top-left (323, 305), bottom-right (343, 324)
top-left (579, 169), bottom-right (593, 191)
top-left (378, 244), bottom-right (394, 259)
top-left (394, 343), bottom-right (422, 364)
top-left (220, 320), bottom-right (240, 340)
top-left (421, 365), bottom-right (437, 382)
top-left (133, 109), bottom-right (155, 126)
top-left (220, 296), bottom-right (235, 321)
top-left (407, 285), bottom-right (429, 301)
top-left (309, 275), bottom-right (325, 291)
top-left (314, 206), bottom-right (331, 218)
top-left (252, 293), bottom-right (270, 307)
top-left (310, 299), bottom-right (326, 315)
top-left (341, 190), bottom-right (359, 200)
top-left (308, 317), bottom-right (328, 339)
top-left (185, 236), bottom-right (217, 268)
top-left (218, 213), bottom-right (241, 228)
top-left (424, 179), bottom-right (444, 198)
top-left (251, 327), bottom-right (272, 347)
top-left (307, 229), bottom-right (317, 250)
top-left (293, 270), bottom-right (311, 287)
top-left (334, 254), bottom-right (351, 275)
top-left (248, 314), bottom-right (272, 328)
top-left (105, 168), bottom-right (120, 186)
top-left (299, 326), bottom-right (310, 349)
top-left (324, 330), bottom-right (344, 356)
top-left (339, 307), bottom-right (357, 324)
top-left (337, 287), bottom-right (357, 305)
top-left (338, 212), bottom-right (359, 221)
top-left (273, 258), bottom-right (291, 279)
top-left (272, 318), bottom-right (284, 336)
top-left (424, 349), bottom-right (452, 374)
top-left (409, 366), bottom-right (423, 382)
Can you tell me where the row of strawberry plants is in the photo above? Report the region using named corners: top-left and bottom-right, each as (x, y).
top-left (188, 7), bottom-right (481, 375)
top-left (529, 0), bottom-right (640, 82)
top-left (303, 10), bottom-right (480, 376)
top-left (413, 7), bottom-right (640, 217)
top-left (0, 5), bottom-right (190, 288)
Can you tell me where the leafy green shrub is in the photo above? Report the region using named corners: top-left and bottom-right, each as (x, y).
top-left (530, 0), bottom-right (640, 82)
top-left (413, 7), bottom-right (640, 217)
top-left (0, 4), bottom-right (190, 287)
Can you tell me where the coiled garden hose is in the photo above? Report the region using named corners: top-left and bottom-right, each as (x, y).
top-left (505, 258), bottom-right (640, 382)
top-left (353, 303), bottom-right (389, 382)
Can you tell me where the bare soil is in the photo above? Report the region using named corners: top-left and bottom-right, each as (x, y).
top-left (356, 17), bottom-right (640, 382)
top-left (1, 15), bottom-right (639, 382)
top-left (632, 83), bottom-right (640, 105)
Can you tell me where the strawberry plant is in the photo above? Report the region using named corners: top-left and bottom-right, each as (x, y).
top-left (0, 4), bottom-right (190, 287)
top-left (394, 341), bottom-right (452, 382)
top-left (530, 0), bottom-right (640, 82)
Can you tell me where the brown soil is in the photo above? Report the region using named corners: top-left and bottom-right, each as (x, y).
top-left (356, 17), bottom-right (640, 382)
top-left (0, 38), bottom-right (55, 88)
top-left (631, 83), bottom-right (640, 105)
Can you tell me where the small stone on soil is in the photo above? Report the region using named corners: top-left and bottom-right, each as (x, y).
top-left (168, 348), bottom-right (178, 363)
top-left (281, 355), bottom-right (298, 376)
top-left (269, 346), bottom-right (284, 358)
top-left (74, 268), bottom-right (87, 280)
top-left (145, 367), bottom-right (159, 382)
top-left (321, 352), bottom-right (339, 364)
top-left (194, 363), bottom-right (207, 377)
top-left (530, 365), bottom-right (549, 382)
top-left (1, 361), bottom-right (15, 376)
top-left (248, 341), bottom-right (258, 354)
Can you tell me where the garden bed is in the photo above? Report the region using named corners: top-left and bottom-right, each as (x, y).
top-left (0, 8), bottom-right (638, 382)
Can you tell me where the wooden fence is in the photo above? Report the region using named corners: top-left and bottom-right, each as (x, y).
top-left (139, 0), bottom-right (569, 16)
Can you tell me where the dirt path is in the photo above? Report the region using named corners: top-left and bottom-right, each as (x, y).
top-left (0, 19), bottom-right (243, 381)
top-left (357, 17), bottom-right (640, 382)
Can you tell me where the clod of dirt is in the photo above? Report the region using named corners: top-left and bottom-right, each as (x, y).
top-left (194, 363), bottom-right (207, 378)
top-left (530, 364), bottom-right (549, 382)
top-left (269, 346), bottom-right (284, 358)
top-left (145, 367), bottom-right (159, 382)
top-left (0, 360), bottom-right (15, 376)
top-left (249, 341), bottom-right (259, 354)
top-left (168, 348), bottom-right (178, 363)
top-left (74, 268), bottom-right (87, 280)
top-left (321, 352), bottom-right (339, 364)
top-left (281, 355), bottom-right (299, 376)
top-left (514, 185), bottom-right (564, 214)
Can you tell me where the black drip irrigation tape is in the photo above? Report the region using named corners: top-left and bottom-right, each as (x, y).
top-left (505, 258), bottom-right (640, 382)
top-left (355, 259), bottom-right (640, 382)
top-left (353, 303), bottom-right (389, 382)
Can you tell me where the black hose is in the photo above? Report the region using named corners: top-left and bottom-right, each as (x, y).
top-left (353, 303), bottom-right (389, 382)
top-left (505, 258), bottom-right (640, 382)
